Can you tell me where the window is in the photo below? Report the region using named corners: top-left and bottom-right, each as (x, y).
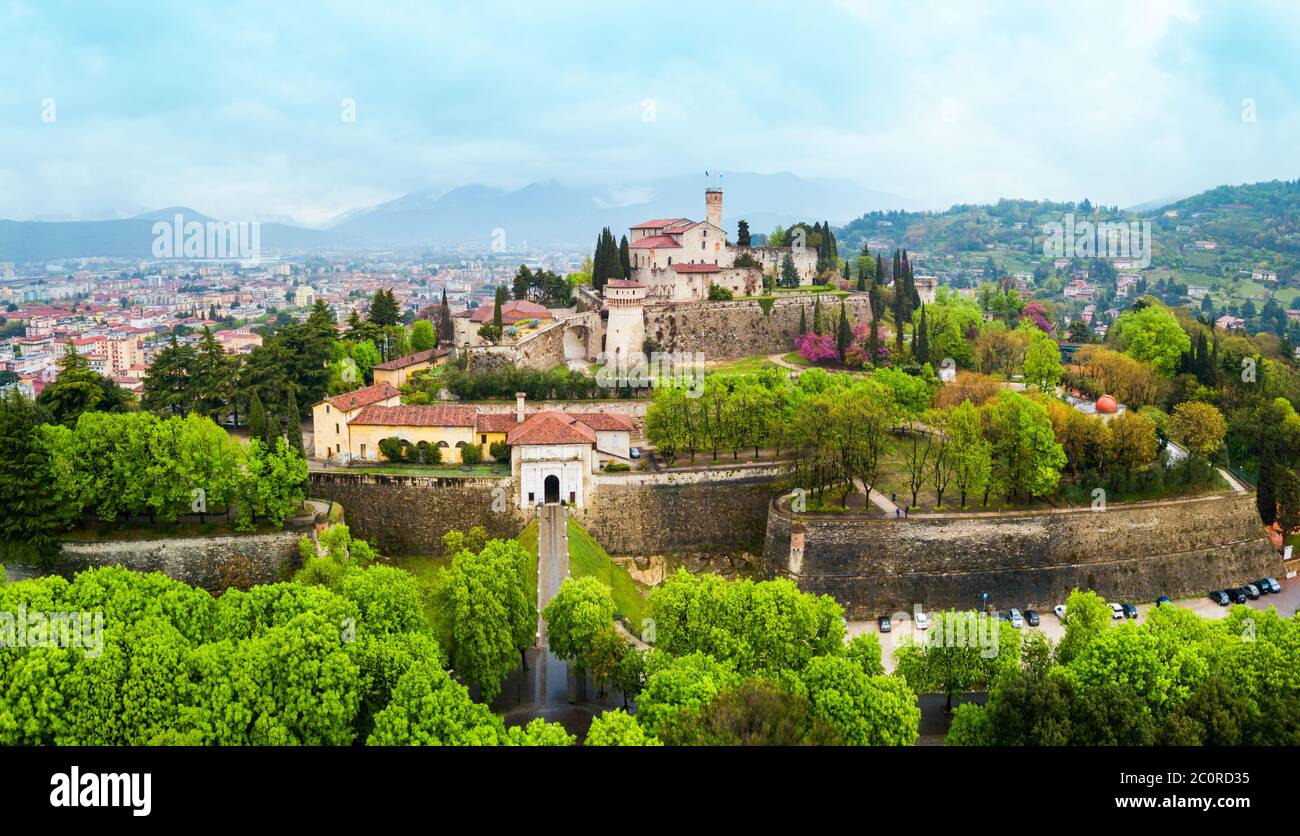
top-left (325, 405), bottom-right (330, 414)
top-left (480, 434), bottom-right (487, 443)
top-left (667, 257), bottom-right (672, 265)
top-left (528, 492), bottom-right (534, 503)
top-left (335, 423), bottom-right (339, 434)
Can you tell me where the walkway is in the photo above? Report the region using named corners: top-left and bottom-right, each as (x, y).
top-left (852, 476), bottom-right (902, 516)
top-left (533, 503), bottom-right (571, 705)
top-left (766, 352), bottom-right (805, 372)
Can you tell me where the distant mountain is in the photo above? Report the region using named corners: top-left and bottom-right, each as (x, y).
top-left (0, 171), bottom-right (929, 261)
top-left (328, 171), bottom-right (915, 248)
top-left (0, 208), bottom-right (339, 263)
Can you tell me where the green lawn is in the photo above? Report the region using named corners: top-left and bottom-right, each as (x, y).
top-left (706, 354), bottom-right (780, 376)
top-left (565, 516), bottom-right (651, 638)
top-left (330, 463), bottom-right (509, 478)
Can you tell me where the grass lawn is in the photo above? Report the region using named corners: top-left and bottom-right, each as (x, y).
top-left (333, 463), bottom-right (509, 478)
top-left (565, 516), bottom-right (651, 638)
top-left (705, 354), bottom-right (780, 376)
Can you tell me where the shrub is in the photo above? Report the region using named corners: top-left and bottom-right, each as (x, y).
top-left (378, 436), bottom-right (406, 462)
top-left (459, 442), bottom-right (484, 465)
top-left (489, 440), bottom-right (510, 463)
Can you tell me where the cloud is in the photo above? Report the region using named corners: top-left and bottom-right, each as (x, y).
top-left (0, 0), bottom-right (1296, 224)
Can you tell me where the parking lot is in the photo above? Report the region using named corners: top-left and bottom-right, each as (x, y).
top-left (850, 572), bottom-right (1300, 673)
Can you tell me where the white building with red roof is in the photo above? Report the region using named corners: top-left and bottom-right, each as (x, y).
top-left (622, 189), bottom-right (817, 303)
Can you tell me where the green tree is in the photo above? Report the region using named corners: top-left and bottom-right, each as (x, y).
top-left (1022, 331), bottom-right (1063, 392)
top-left (542, 576), bottom-right (615, 683)
top-left (444, 539), bottom-right (536, 701)
top-left (585, 709), bottom-right (661, 746)
top-left (0, 392), bottom-right (78, 565)
top-left (1169, 401), bottom-right (1227, 459)
top-left (410, 319), bottom-right (436, 352)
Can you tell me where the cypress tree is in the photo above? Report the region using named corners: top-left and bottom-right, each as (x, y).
top-left (836, 300), bottom-right (851, 362)
top-left (1257, 448), bottom-right (1278, 526)
top-left (799, 305), bottom-right (808, 335)
top-left (248, 391), bottom-right (267, 443)
top-left (813, 296), bottom-right (824, 336)
top-left (493, 285), bottom-right (506, 330)
top-left (915, 304), bottom-right (930, 364)
top-left (737, 219), bottom-right (751, 247)
top-left (619, 235), bottom-right (631, 278)
top-left (437, 288), bottom-right (453, 345)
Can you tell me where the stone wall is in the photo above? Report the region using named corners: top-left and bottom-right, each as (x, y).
top-left (574, 464), bottom-right (785, 555)
top-left (512, 319), bottom-right (568, 370)
top-left (763, 491), bottom-right (1286, 617)
top-left (24, 522), bottom-right (313, 591)
top-left (645, 293), bottom-right (873, 360)
top-left (309, 471), bottom-right (528, 555)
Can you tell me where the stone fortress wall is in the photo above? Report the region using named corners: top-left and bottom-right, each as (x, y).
top-left (763, 490), bottom-right (1287, 617)
top-left (645, 293), bottom-right (873, 360)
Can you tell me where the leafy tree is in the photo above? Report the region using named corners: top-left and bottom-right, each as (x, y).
top-left (1169, 401), bottom-right (1227, 459)
top-left (984, 390), bottom-right (1066, 501)
top-left (39, 345), bottom-right (133, 426)
top-left (0, 392), bottom-right (78, 565)
top-left (801, 655), bottom-right (920, 745)
top-left (1022, 331), bottom-right (1063, 392)
top-left (585, 709), bottom-right (661, 746)
top-left (444, 540), bottom-right (536, 701)
top-left (1055, 589), bottom-right (1112, 665)
top-left (410, 319), bottom-right (436, 352)
top-left (542, 576), bottom-right (615, 683)
top-left (894, 610), bottom-right (1020, 711)
top-left (1110, 305), bottom-right (1191, 376)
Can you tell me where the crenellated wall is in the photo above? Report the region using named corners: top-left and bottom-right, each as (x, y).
top-left (762, 491), bottom-right (1286, 617)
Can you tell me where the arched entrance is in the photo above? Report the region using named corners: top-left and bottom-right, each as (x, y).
top-left (543, 474), bottom-right (561, 504)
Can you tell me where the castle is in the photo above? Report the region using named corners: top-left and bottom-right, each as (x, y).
top-left (605, 188), bottom-right (819, 361)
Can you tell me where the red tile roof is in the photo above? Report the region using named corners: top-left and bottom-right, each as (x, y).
top-left (349, 404), bottom-right (478, 427)
top-left (505, 410), bottom-right (633, 445)
top-left (475, 413), bottom-right (519, 434)
top-left (506, 411), bottom-right (597, 446)
top-left (571, 412), bottom-right (635, 431)
top-left (671, 263), bottom-right (721, 273)
top-left (467, 300), bottom-right (555, 324)
top-left (631, 218), bottom-right (689, 229)
top-left (628, 234), bottom-right (681, 250)
top-left (372, 347), bottom-right (449, 371)
top-left (323, 382), bottom-right (399, 412)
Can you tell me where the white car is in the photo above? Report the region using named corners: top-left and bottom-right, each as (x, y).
top-left (1008, 608), bottom-right (1024, 628)
top-left (915, 612), bottom-right (930, 630)
top-left (1109, 603), bottom-right (1124, 619)
top-left (1053, 604), bottom-right (1066, 620)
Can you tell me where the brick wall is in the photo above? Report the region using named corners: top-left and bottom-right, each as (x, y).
top-left (645, 293), bottom-right (873, 360)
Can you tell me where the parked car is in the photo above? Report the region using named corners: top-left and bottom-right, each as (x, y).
top-left (1053, 604), bottom-right (1067, 620)
top-left (1242, 583), bottom-right (1261, 600)
top-left (1108, 603), bottom-right (1124, 619)
top-left (1156, 595), bottom-right (1172, 607)
top-left (1229, 588), bottom-right (1247, 604)
top-left (1122, 603), bottom-right (1139, 619)
top-left (993, 611), bottom-right (1010, 622)
top-left (629, 447), bottom-right (641, 459)
top-left (915, 611), bottom-right (930, 630)
top-left (1259, 577), bottom-right (1282, 594)
top-left (1008, 608), bottom-right (1024, 628)
top-left (1210, 590), bottom-right (1230, 606)
top-left (877, 615), bottom-right (891, 633)
top-left (1024, 609), bottom-right (1040, 627)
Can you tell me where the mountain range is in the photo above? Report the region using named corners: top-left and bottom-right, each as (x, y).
top-left (0, 172), bottom-right (911, 263)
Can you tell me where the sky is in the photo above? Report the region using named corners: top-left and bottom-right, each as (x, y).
top-left (2, 0), bottom-right (1299, 226)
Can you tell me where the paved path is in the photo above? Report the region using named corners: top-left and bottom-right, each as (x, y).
top-left (851, 476), bottom-right (901, 516)
top-left (533, 504), bottom-right (572, 705)
top-left (766, 353), bottom-right (804, 372)
top-left (1218, 467), bottom-right (1248, 494)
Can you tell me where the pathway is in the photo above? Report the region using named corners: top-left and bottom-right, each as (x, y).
top-left (534, 503), bottom-right (571, 705)
top-left (852, 476), bottom-right (902, 516)
top-left (766, 352), bottom-right (805, 372)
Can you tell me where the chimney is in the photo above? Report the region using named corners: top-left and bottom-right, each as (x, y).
top-left (705, 188), bottom-right (723, 230)
top-left (515, 392), bottom-right (526, 423)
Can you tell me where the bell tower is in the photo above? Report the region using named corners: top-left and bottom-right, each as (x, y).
top-left (705, 188), bottom-right (723, 230)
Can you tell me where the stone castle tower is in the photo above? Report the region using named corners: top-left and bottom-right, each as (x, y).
top-left (705, 187), bottom-right (723, 230)
top-left (602, 279), bottom-right (647, 364)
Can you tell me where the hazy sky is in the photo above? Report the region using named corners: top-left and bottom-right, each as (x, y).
top-left (3, 0), bottom-right (1298, 225)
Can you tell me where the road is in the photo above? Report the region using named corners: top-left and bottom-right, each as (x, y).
top-left (533, 503), bottom-right (571, 705)
top-left (850, 572), bottom-right (1300, 674)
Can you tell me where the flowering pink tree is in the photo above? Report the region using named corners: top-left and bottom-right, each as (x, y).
top-left (794, 332), bottom-right (840, 365)
top-left (843, 323), bottom-right (891, 369)
top-left (1022, 301), bottom-right (1052, 333)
